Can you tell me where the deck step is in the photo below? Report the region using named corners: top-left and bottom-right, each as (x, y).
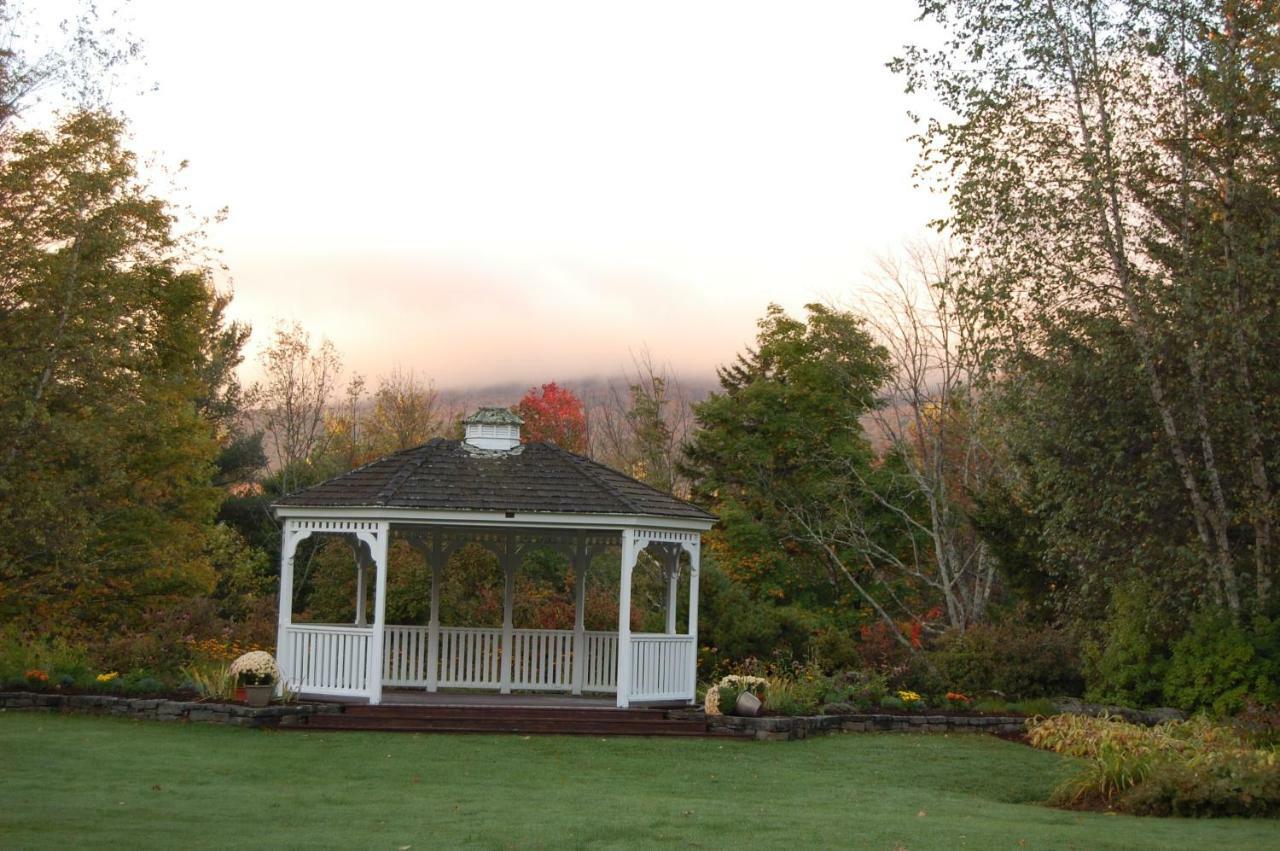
top-left (342, 705), bottom-right (669, 722)
top-left (282, 705), bottom-right (708, 737)
top-left (292, 717), bottom-right (706, 736)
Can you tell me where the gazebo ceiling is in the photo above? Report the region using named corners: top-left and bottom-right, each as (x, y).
top-left (274, 438), bottom-right (716, 523)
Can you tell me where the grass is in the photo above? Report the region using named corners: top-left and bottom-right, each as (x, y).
top-left (1, 713), bottom-right (1277, 850)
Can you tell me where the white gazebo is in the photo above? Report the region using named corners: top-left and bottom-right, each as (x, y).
top-left (272, 408), bottom-right (716, 708)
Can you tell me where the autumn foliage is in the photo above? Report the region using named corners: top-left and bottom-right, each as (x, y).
top-left (516, 382), bottom-right (587, 453)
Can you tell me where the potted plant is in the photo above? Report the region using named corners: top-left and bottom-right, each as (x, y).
top-left (228, 651), bottom-right (280, 708)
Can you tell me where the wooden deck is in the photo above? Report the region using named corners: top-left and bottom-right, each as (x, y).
top-left (286, 690), bottom-right (708, 736)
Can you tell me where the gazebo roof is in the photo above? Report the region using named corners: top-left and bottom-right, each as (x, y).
top-left (274, 439), bottom-right (716, 522)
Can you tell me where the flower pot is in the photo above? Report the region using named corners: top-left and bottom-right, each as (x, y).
top-left (734, 691), bottom-right (762, 717)
top-left (235, 687), bottom-right (246, 702)
top-left (243, 684), bottom-right (273, 708)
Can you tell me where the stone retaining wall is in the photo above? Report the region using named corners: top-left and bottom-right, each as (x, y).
top-left (707, 712), bottom-right (1028, 741)
top-left (0, 691), bottom-right (341, 728)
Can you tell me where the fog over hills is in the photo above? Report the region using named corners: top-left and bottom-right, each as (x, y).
top-left (436, 372), bottom-right (720, 417)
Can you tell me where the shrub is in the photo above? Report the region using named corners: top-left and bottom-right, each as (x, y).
top-left (1117, 750), bottom-right (1280, 818)
top-left (1027, 714), bottom-right (1280, 817)
top-left (823, 670), bottom-right (888, 710)
top-left (879, 695), bottom-right (906, 711)
top-left (1163, 613), bottom-right (1280, 716)
top-left (764, 679), bottom-right (814, 716)
top-left (1082, 583), bottom-right (1177, 708)
top-left (0, 628), bottom-right (92, 685)
top-left (926, 618), bottom-right (1083, 699)
top-left (1008, 698), bottom-right (1058, 717)
top-left (1230, 699), bottom-right (1280, 749)
top-left (181, 661), bottom-right (236, 701)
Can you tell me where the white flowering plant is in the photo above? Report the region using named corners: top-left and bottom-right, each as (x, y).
top-left (703, 674), bottom-right (770, 716)
top-left (228, 651), bottom-right (280, 687)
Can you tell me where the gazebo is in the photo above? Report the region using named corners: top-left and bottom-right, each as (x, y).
top-left (272, 408), bottom-right (716, 707)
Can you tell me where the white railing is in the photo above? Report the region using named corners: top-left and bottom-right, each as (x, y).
top-left (383, 625), bottom-right (430, 687)
top-left (510, 629), bottom-right (573, 691)
top-left (582, 631), bottom-right (618, 693)
top-left (385, 625), bottom-right (621, 693)
top-left (438, 626), bottom-right (503, 688)
top-left (629, 634), bottom-right (696, 702)
top-left (285, 623), bottom-right (689, 701)
top-left (283, 624), bottom-right (372, 695)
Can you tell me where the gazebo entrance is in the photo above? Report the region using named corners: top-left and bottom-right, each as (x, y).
top-left (272, 408), bottom-right (715, 708)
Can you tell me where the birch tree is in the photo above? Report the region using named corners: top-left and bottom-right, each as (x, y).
top-left (255, 322), bottom-right (341, 494)
top-left (897, 0), bottom-right (1280, 617)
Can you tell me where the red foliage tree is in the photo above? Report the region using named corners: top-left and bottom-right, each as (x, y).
top-left (516, 382), bottom-right (587, 453)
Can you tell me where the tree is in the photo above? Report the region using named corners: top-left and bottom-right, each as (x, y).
top-left (897, 0), bottom-right (1280, 617)
top-left (0, 111), bottom-right (230, 629)
top-left (255, 321), bottom-right (341, 495)
top-left (516, 382), bottom-right (587, 453)
top-left (366, 367), bottom-right (442, 456)
top-left (682, 304), bottom-right (894, 624)
top-left (0, 0), bottom-right (140, 135)
top-left (592, 351), bottom-right (694, 496)
top-left (813, 243), bottom-right (1002, 632)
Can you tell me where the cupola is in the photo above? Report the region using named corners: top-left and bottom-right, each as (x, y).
top-left (462, 407), bottom-right (524, 452)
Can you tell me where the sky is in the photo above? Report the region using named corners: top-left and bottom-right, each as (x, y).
top-left (39, 1), bottom-right (945, 389)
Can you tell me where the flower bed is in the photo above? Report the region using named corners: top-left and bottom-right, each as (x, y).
top-left (1027, 713), bottom-right (1280, 817)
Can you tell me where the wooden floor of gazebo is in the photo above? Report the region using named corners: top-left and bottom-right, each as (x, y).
top-left (286, 689), bottom-right (709, 736)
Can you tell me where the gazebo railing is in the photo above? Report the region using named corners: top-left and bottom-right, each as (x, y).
top-left (437, 626), bottom-right (503, 688)
top-left (285, 623), bottom-right (691, 701)
top-left (283, 623), bottom-right (372, 695)
top-left (380, 625), bottom-right (622, 693)
top-left (629, 634), bottom-right (696, 702)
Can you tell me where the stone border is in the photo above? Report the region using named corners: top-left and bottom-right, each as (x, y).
top-left (707, 712), bottom-right (1027, 741)
top-left (0, 691), bottom-right (341, 728)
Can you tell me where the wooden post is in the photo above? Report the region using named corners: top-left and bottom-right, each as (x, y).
top-left (275, 523), bottom-right (302, 694)
top-left (500, 534), bottom-right (515, 695)
top-left (616, 530), bottom-right (635, 708)
top-left (686, 538), bottom-right (701, 703)
top-left (571, 532), bottom-right (587, 695)
top-left (367, 522), bottom-right (390, 705)
top-left (427, 534), bottom-right (441, 693)
top-left (665, 546), bottom-right (679, 635)
top-left (354, 550), bottom-right (367, 627)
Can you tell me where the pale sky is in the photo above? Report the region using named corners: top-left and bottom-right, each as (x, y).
top-left (44, 1), bottom-right (944, 388)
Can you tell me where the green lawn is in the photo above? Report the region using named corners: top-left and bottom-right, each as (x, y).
top-left (1, 713), bottom-right (1276, 849)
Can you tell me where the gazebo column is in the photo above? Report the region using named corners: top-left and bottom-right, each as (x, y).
top-left (274, 522), bottom-right (305, 693)
top-left (354, 549), bottom-right (367, 626)
top-left (664, 546), bottom-right (679, 634)
top-left (615, 529), bottom-right (637, 708)
top-left (570, 533), bottom-right (587, 695)
top-left (365, 522), bottom-right (390, 705)
top-left (426, 535), bottom-right (442, 693)
top-left (686, 538), bottom-right (701, 701)
top-left (500, 535), bottom-right (516, 694)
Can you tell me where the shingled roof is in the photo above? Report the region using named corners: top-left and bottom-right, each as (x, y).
top-left (274, 439), bottom-right (716, 522)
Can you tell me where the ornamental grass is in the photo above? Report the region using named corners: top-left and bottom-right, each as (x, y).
top-left (1026, 713), bottom-right (1280, 817)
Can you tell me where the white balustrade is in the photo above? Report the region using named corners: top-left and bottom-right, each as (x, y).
top-left (437, 626), bottom-right (503, 688)
top-left (383, 625), bottom-right (430, 687)
top-left (510, 629), bottom-right (573, 691)
top-left (629, 634), bottom-right (696, 702)
top-left (582, 631), bottom-right (618, 693)
top-left (283, 624), bottom-right (372, 695)
top-left (285, 624), bottom-right (688, 701)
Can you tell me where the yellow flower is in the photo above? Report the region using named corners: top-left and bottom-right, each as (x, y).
top-left (897, 690), bottom-right (922, 704)
top-left (96, 672), bottom-right (119, 683)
